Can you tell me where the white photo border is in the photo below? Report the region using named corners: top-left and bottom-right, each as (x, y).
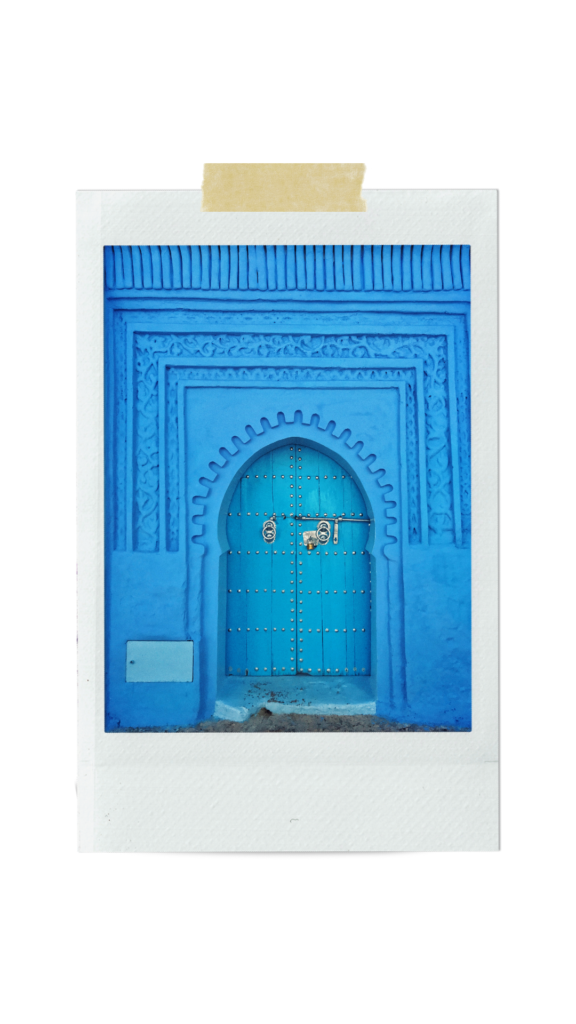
top-left (77, 190), bottom-right (498, 852)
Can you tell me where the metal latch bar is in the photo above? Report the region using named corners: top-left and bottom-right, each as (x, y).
top-left (293, 514), bottom-right (372, 523)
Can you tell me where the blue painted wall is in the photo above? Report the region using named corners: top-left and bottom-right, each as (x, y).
top-left (104, 244), bottom-right (471, 730)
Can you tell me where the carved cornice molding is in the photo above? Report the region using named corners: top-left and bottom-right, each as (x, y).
top-left (104, 244), bottom-right (470, 294)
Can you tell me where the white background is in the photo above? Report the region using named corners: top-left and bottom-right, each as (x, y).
top-left (1, 1), bottom-right (574, 1021)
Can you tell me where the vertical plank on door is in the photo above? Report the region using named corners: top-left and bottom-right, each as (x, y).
top-left (298, 446), bottom-right (322, 674)
top-left (341, 470), bottom-right (357, 675)
top-left (317, 451), bottom-right (342, 676)
top-left (322, 544), bottom-right (347, 676)
top-left (240, 467), bottom-right (255, 674)
top-left (225, 480), bottom-right (245, 674)
top-left (268, 445), bottom-right (288, 675)
top-left (245, 452), bottom-right (271, 675)
top-left (352, 519), bottom-right (371, 677)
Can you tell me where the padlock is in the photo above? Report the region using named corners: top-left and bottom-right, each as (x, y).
top-left (303, 530), bottom-right (318, 551)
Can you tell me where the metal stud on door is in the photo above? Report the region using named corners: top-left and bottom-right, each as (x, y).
top-left (225, 443), bottom-right (371, 677)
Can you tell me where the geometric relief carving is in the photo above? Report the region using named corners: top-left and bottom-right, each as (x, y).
top-left (115, 329), bottom-right (468, 552)
top-left (453, 324), bottom-right (471, 544)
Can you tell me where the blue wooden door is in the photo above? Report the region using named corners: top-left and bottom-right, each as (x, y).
top-left (225, 443), bottom-right (371, 679)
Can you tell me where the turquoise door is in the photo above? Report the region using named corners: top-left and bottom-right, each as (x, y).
top-left (225, 443), bottom-right (371, 679)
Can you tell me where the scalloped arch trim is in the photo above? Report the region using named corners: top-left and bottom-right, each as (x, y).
top-left (190, 410), bottom-right (399, 553)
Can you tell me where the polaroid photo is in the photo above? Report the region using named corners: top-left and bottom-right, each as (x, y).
top-left (77, 187), bottom-right (498, 851)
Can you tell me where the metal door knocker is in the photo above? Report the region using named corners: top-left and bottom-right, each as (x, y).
top-left (316, 520), bottom-right (331, 544)
top-left (262, 514), bottom-right (277, 542)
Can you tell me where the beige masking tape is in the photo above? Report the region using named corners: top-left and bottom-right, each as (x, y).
top-left (202, 163), bottom-right (366, 212)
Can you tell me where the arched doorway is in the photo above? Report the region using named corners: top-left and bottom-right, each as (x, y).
top-left (225, 441), bottom-right (371, 680)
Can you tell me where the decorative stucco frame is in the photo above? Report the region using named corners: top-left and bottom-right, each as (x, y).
top-left (182, 382), bottom-right (407, 720)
